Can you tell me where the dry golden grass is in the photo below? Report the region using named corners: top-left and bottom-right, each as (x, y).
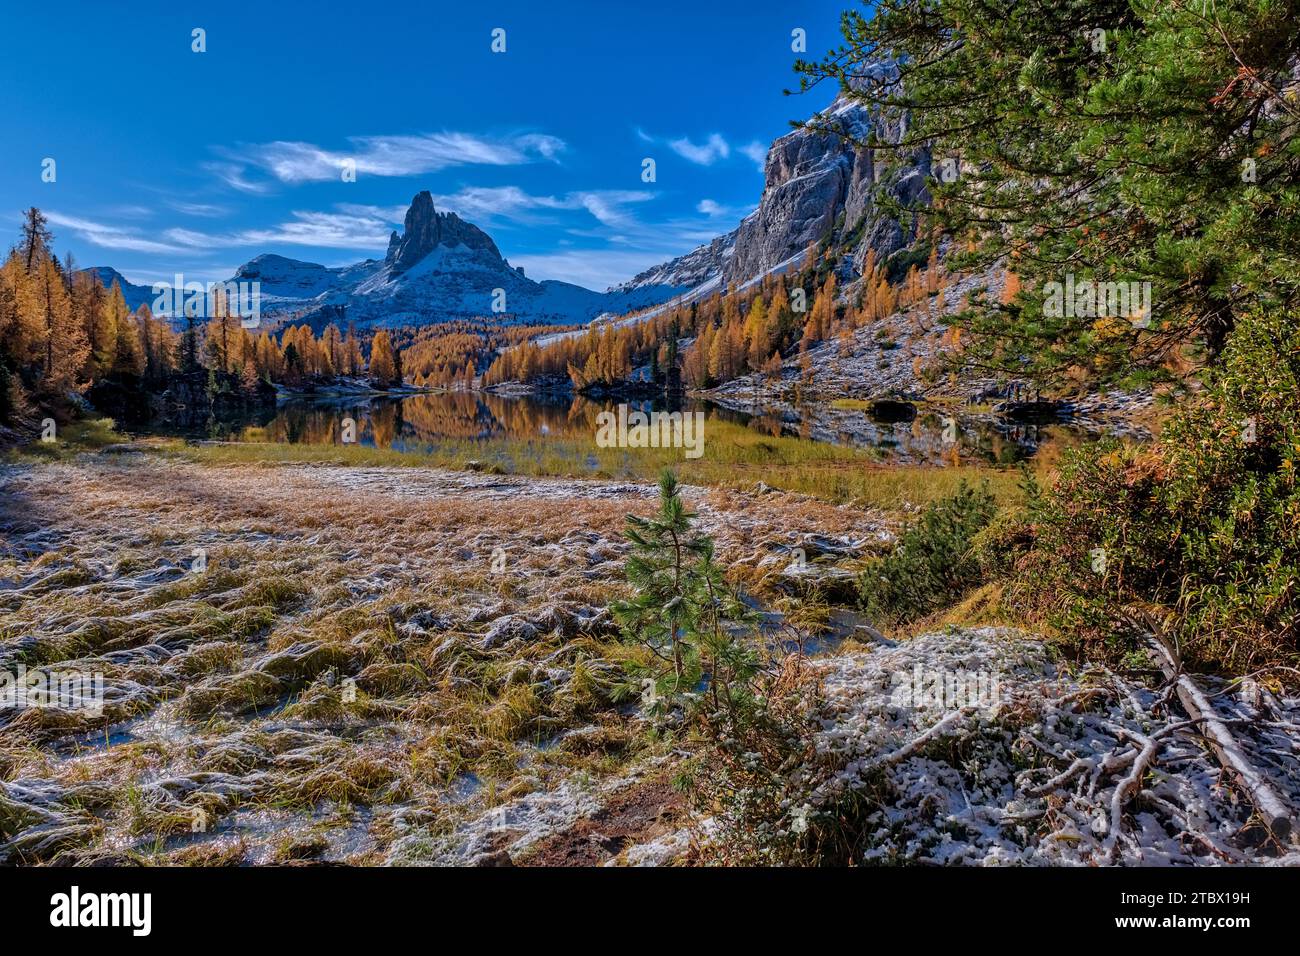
top-left (0, 451), bottom-right (886, 864)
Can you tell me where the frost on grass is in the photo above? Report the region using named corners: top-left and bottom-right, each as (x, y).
top-left (8, 455), bottom-right (1284, 867)
top-left (0, 456), bottom-right (874, 865)
top-left (795, 628), bottom-right (1300, 866)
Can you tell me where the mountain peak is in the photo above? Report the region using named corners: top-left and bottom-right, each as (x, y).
top-left (385, 190), bottom-right (502, 273)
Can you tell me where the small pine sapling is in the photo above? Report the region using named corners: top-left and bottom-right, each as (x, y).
top-left (611, 470), bottom-right (758, 714)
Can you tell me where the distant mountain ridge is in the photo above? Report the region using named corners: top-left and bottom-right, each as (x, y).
top-left (82, 267), bottom-right (155, 312)
top-left (610, 231), bottom-right (738, 298)
top-left (87, 191), bottom-right (688, 332)
top-left (227, 191), bottom-right (685, 330)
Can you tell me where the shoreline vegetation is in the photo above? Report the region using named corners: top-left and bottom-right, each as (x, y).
top-left (163, 426), bottom-right (1032, 513)
top-left (5, 411), bottom-right (1030, 513)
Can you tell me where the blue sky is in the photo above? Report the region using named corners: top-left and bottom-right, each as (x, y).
top-left (0, 0), bottom-right (850, 291)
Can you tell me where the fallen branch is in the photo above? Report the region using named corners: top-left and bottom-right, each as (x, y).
top-left (1104, 730), bottom-right (1161, 861)
top-left (865, 706), bottom-right (978, 773)
top-left (1144, 629), bottom-right (1295, 844)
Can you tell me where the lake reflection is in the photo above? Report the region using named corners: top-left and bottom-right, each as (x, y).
top-left (148, 390), bottom-right (1084, 467)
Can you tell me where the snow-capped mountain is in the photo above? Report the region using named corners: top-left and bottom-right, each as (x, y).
top-left (231, 254), bottom-right (384, 303)
top-left (229, 191), bottom-right (680, 330)
top-left (87, 191), bottom-right (684, 332)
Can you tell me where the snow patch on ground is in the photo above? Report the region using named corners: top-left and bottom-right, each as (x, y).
top-left (803, 628), bottom-right (1300, 866)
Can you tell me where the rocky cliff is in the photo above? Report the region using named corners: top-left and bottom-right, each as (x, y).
top-left (727, 76), bottom-right (930, 285)
top-left (615, 64), bottom-right (931, 306)
top-left (385, 190), bottom-right (502, 273)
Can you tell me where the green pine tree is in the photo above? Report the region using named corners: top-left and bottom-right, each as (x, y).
top-left (798, 0), bottom-right (1300, 389)
top-left (612, 471), bottom-right (757, 711)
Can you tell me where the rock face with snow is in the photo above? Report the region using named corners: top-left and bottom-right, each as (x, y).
top-left (725, 70), bottom-right (930, 286)
top-left (386, 190), bottom-right (502, 273)
top-left (233, 254), bottom-right (383, 302)
top-left (212, 191), bottom-right (682, 330)
top-left (611, 231), bottom-right (737, 298)
top-left (620, 63), bottom-right (932, 307)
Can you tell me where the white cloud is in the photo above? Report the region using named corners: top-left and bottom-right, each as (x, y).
top-left (335, 203), bottom-right (410, 223)
top-left (571, 191), bottom-right (655, 227)
top-left (695, 198), bottom-right (754, 220)
top-left (640, 130), bottom-right (765, 169)
top-left (202, 161), bottom-right (271, 194)
top-left (516, 133), bottom-right (566, 161)
top-left (107, 205), bottom-right (153, 219)
top-left (136, 188), bottom-right (666, 259)
top-left (668, 133), bottom-right (730, 165)
top-left (168, 200), bottom-right (229, 218)
top-left (739, 140), bottom-right (769, 171)
top-left (234, 210), bottom-right (397, 249)
top-left (430, 185), bottom-right (568, 224)
top-left (430, 186), bottom-right (654, 229)
top-left (214, 132), bottom-right (567, 188)
top-left (161, 228), bottom-right (214, 248)
top-left (162, 206), bottom-right (402, 251)
top-left (46, 212), bottom-right (188, 255)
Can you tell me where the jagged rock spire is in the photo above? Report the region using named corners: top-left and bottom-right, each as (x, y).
top-left (385, 191), bottom-right (502, 272)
